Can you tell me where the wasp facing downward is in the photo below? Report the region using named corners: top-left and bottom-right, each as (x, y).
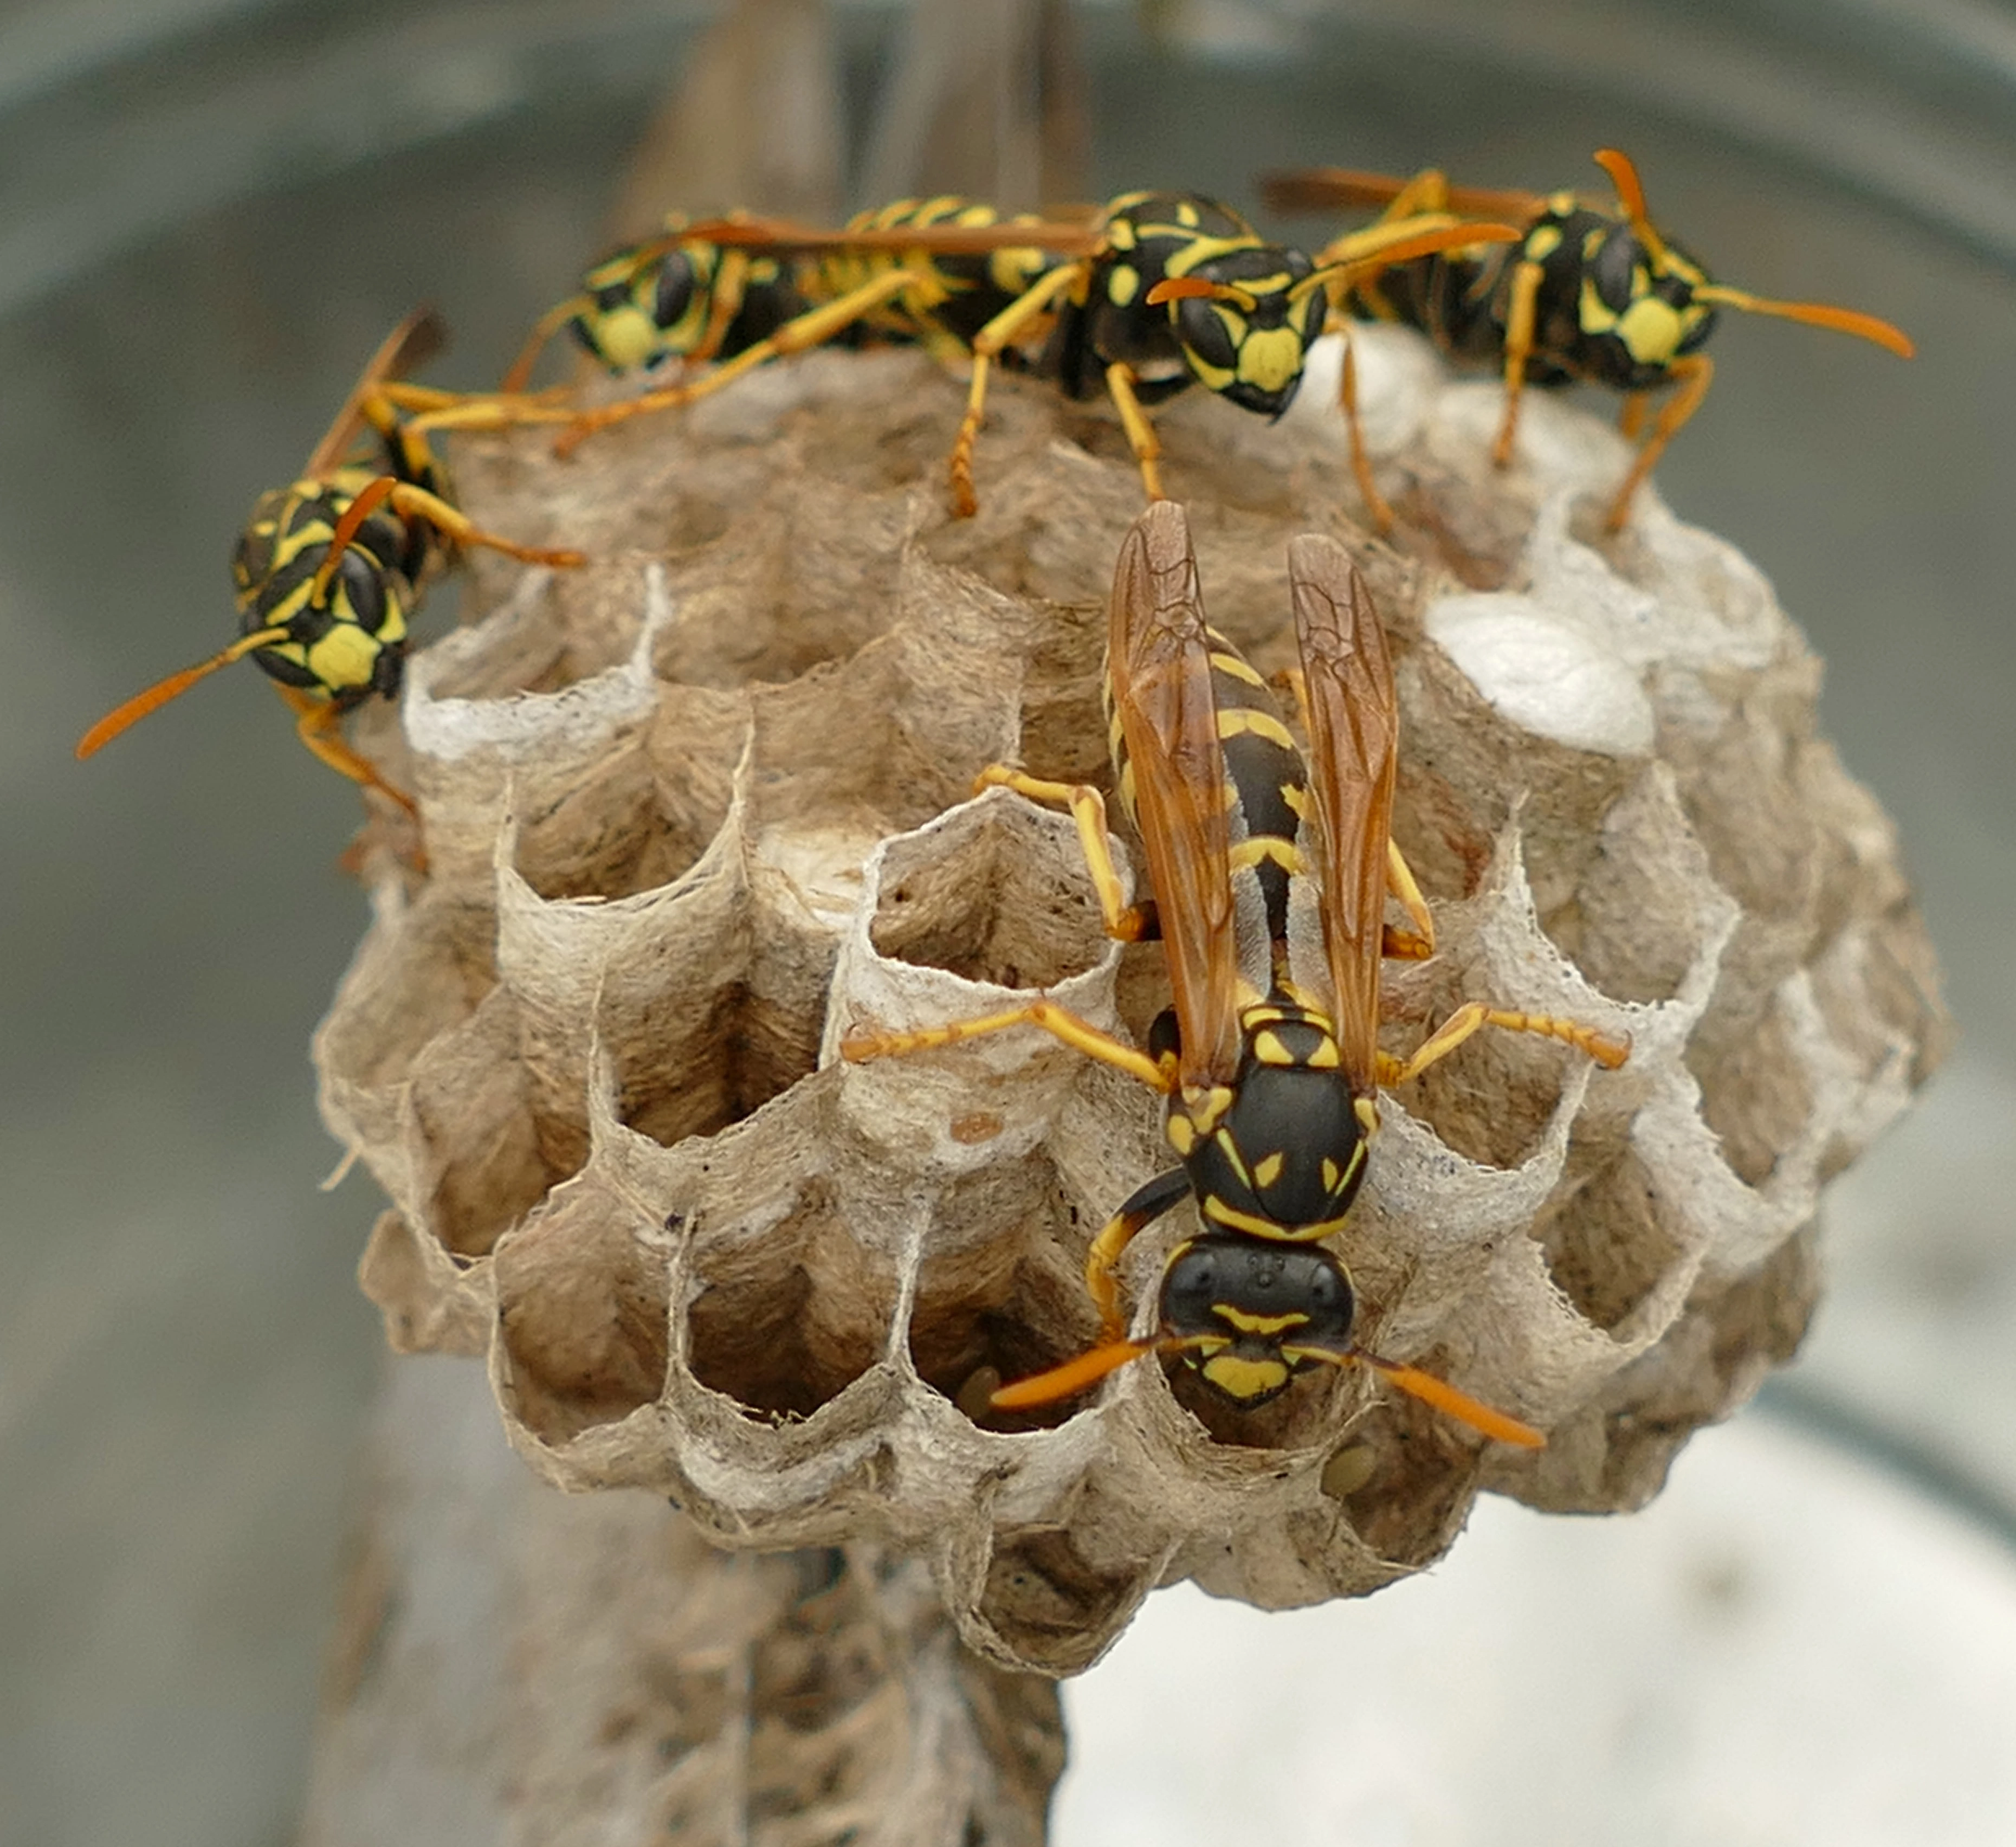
top-left (1264, 148), bottom-right (1915, 531)
top-left (844, 503), bottom-right (1629, 1441)
top-left (76, 311), bottom-right (585, 814)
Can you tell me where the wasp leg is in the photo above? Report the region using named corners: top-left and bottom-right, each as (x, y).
top-left (972, 765), bottom-right (1151, 942)
top-left (1082, 1166), bottom-right (1193, 1340)
top-left (281, 687), bottom-right (417, 816)
top-left (952, 260), bottom-right (1089, 517)
top-left (1379, 1000), bottom-right (1630, 1086)
top-left (1384, 840), bottom-right (1434, 960)
top-left (1337, 333), bottom-right (1397, 536)
top-left (1618, 389), bottom-right (1651, 442)
top-left (1490, 257), bottom-right (1546, 467)
top-left (841, 999), bottom-right (1174, 1094)
top-left (1604, 352), bottom-right (1713, 531)
top-left (552, 268), bottom-right (932, 457)
top-left (1102, 361), bottom-right (1167, 505)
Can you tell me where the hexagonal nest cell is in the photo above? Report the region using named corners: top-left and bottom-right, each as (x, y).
top-left (316, 329), bottom-right (1947, 1674)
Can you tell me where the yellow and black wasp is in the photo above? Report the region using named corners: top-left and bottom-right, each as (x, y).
top-left (76, 310), bottom-right (585, 814)
top-left (500, 212), bottom-right (818, 391)
top-left (1263, 148), bottom-right (1916, 531)
top-left (544, 193), bottom-right (1517, 517)
top-left (529, 195), bottom-right (1063, 449)
top-left (844, 502), bottom-right (1629, 1440)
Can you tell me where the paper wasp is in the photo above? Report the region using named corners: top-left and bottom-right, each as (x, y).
top-left (1263, 148), bottom-right (1915, 531)
top-left (530, 195), bottom-right (1062, 448)
top-left (844, 503), bottom-right (1628, 1442)
top-left (76, 311), bottom-right (585, 814)
top-left (546, 192), bottom-right (1519, 518)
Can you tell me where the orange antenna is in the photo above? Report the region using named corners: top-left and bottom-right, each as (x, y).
top-left (1592, 147), bottom-right (1672, 266)
top-left (501, 295), bottom-right (591, 392)
top-left (1341, 1350), bottom-right (1546, 1448)
top-left (988, 1337), bottom-right (1154, 1410)
top-left (307, 475), bottom-right (402, 603)
top-left (1147, 275), bottom-right (1258, 313)
top-left (76, 626), bottom-right (293, 759)
top-left (1691, 284), bottom-right (1916, 356)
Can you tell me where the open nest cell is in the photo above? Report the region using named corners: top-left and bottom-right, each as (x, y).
top-left (317, 322), bottom-right (1948, 1674)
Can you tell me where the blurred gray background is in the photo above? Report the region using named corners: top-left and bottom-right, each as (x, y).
top-left (5, 1), bottom-right (2015, 1840)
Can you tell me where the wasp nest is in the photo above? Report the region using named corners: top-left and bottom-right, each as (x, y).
top-left (316, 326), bottom-right (1945, 1675)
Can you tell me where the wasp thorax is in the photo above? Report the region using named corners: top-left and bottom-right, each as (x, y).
top-left (316, 309), bottom-right (1944, 1675)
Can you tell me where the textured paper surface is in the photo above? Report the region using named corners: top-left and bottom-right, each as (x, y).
top-left (316, 326), bottom-right (1946, 1672)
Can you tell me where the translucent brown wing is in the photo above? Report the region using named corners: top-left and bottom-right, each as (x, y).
top-left (679, 212), bottom-right (1108, 258)
top-left (303, 307), bottom-right (448, 476)
top-left (1262, 166), bottom-right (1547, 224)
top-left (1287, 535), bottom-right (1397, 1099)
top-left (1108, 503), bottom-right (1243, 1089)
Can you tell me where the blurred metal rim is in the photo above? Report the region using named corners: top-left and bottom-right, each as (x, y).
top-left (2, 0), bottom-right (2015, 324)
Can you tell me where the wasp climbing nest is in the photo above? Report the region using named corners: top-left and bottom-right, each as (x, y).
top-left (316, 327), bottom-right (1946, 1675)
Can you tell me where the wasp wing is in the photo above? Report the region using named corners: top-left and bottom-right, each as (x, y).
top-left (680, 212), bottom-right (1107, 257)
top-left (1107, 503), bottom-right (1243, 1090)
top-left (1287, 536), bottom-right (1397, 1100)
top-left (304, 307), bottom-right (448, 476)
top-left (1262, 166), bottom-right (1546, 224)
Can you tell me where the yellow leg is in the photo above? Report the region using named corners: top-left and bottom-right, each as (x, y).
top-left (1491, 257), bottom-right (1546, 467)
top-left (372, 382), bottom-right (579, 438)
top-left (1604, 353), bottom-right (1713, 532)
top-left (1384, 839), bottom-right (1435, 959)
top-left (972, 766), bottom-right (1149, 941)
top-left (552, 268), bottom-right (933, 457)
top-left (283, 688), bottom-right (416, 815)
top-left (1103, 362), bottom-right (1166, 504)
top-left (951, 260), bottom-right (1089, 518)
top-left (841, 998), bottom-right (1174, 1094)
top-left (1378, 1000), bottom-right (1630, 1087)
top-left (1337, 332), bottom-right (1396, 535)
top-left (380, 484), bottom-right (585, 569)
top-left (1084, 1167), bottom-right (1192, 1340)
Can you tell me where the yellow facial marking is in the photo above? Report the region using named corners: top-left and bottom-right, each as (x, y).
top-left (1236, 326), bottom-right (1304, 395)
top-left (1201, 1354), bottom-right (1291, 1401)
top-left (1107, 263), bottom-right (1140, 308)
top-left (1614, 293), bottom-right (1685, 364)
top-left (592, 308), bottom-right (667, 372)
top-left (1252, 1151), bottom-right (1285, 1190)
top-left (1217, 1304), bottom-right (1306, 1336)
top-left (305, 623), bottom-right (384, 695)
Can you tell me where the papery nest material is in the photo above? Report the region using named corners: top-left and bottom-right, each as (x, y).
top-left (315, 325), bottom-right (1947, 1674)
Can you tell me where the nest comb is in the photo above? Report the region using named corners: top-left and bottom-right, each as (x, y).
top-left (314, 326), bottom-right (1946, 1675)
